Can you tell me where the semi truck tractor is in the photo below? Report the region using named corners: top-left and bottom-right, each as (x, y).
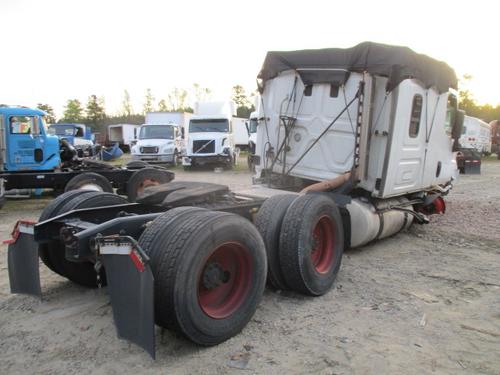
top-left (48, 123), bottom-right (98, 157)
top-left (5, 42), bottom-right (463, 359)
top-left (182, 101), bottom-right (240, 169)
top-left (0, 106), bottom-right (173, 205)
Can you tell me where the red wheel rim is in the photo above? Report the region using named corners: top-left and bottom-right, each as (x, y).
top-left (310, 215), bottom-right (335, 274)
top-left (198, 242), bottom-right (253, 319)
top-left (137, 178), bottom-right (159, 195)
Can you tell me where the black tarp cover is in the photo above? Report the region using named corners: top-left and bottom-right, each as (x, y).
top-left (258, 42), bottom-right (457, 94)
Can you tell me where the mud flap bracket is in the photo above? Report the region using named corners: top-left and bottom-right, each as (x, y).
top-left (98, 235), bottom-right (155, 359)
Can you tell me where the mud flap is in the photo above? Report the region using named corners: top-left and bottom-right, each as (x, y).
top-left (4, 221), bottom-right (41, 297)
top-left (98, 236), bottom-right (155, 359)
top-left (464, 162), bottom-right (481, 174)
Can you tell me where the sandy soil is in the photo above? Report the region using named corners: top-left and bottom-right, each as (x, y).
top-left (0, 161), bottom-right (499, 375)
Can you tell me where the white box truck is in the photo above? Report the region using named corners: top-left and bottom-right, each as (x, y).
top-left (130, 112), bottom-right (192, 164)
top-left (107, 124), bottom-right (140, 152)
top-left (182, 102), bottom-right (241, 169)
top-left (233, 117), bottom-right (249, 149)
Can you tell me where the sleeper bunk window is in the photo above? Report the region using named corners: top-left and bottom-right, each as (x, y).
top-left (409, 94), bottom-right (423, 138)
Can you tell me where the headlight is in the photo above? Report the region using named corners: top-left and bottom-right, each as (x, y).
top-left (162, 146), bottom-right (174, 153)
top-left (131, 146), bottom-right (138, 154)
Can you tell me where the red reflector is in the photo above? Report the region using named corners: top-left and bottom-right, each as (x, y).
top-left (3, 220), bottom-right (36, 245)
top-left (129, 249), bottom-right (145, 272)
top-left (472, 160), bottom-right (480, 163)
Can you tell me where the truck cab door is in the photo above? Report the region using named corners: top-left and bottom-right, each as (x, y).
top-left (380, 82), bottom-right (427, 197)
top-left (7, 115), bottom-right (45, 170)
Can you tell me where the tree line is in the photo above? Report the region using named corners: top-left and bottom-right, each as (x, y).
top-left (38, 75), bottom-right (498, 133)
top-left (459, 76), bottom-right (499, 123)
top-left (36, 84), bottom-right (256, 132)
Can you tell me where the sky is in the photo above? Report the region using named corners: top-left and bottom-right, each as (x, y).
top-left (1, 0), bottom-right (499, 117)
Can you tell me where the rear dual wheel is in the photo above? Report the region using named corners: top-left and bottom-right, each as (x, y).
top-left (38, 191), bottom-right (129, 287)
top-left (279, 194), bottom-right (343, 296)
top-left (139, 208), bottom-right (267, 345)
top-left (255, 193), bottom-right (344, 296)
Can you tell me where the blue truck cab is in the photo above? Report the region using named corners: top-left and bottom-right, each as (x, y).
top-left (48, 123), bottom-right (96, 157)
top-left (0, 106), bottom-right (61, 171)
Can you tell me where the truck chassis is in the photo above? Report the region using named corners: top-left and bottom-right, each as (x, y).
top-left (5, 178), bottom-right (443, 358)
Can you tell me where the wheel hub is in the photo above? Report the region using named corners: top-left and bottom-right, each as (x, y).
top-left (202, 262), bottom-right (229, 290)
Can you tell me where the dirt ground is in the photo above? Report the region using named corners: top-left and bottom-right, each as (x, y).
top-left (0, 161), bottom-right (499, 375)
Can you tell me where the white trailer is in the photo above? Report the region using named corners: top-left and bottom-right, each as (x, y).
top-left (107, 124), bottom-right (140, 151)
top-left (460, 115), bottom-right (491, 154)
top-left (232, 117), bottom-right (249, 148)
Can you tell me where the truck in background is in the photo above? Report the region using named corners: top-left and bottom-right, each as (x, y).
top-left (130, 112), bottom-right (192, 164)
top-left (460, 115), bottom-right (491, 154)
top-left (48, 123), bottom-right (98, 157)
top-left (131, 123), bottom-right (183, 164)
top-left (182, 101), bottom-right (242, 169)
top-left (246, 111), bottom-right (258, 170)
top-left (107, 124), bottom-right (140, 152)
top-left (489, 120), bottom-right (500, 159)
top-left (0, 106), bottom-right (174, 205)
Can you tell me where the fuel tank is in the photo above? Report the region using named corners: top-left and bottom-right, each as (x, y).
top-left (346, 197), bottom-right (414, 248)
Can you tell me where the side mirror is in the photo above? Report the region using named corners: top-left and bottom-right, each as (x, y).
top-left (245, 121), bottom-right (250, 136)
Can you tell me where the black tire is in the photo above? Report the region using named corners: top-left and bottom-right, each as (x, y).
top-left (138, 206), bottom-right (207, 266)
top-left (139, 209), bottom-right (267, 345)
top-left (64, 172), bottom-right (113, 193)
top-left (279, 194), bottom-right (344, 296)
top-left (126, 168), bottom-right (173, 202)
top-left (38, 190), bottom-right (96, 275)
top-left (126, 160), bottom-right (149, 169)
top-left (254, 194), bottom-right (297, 290)
top-left (42, 192), bottom-right (129, 287)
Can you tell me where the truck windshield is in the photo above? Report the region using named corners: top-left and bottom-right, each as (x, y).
top-left (139, 125), bottom-right (175, 139)
top-left (189, 119), bottom-right (229, 133)
top-left (248, 119), bottom-right (258, 133)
